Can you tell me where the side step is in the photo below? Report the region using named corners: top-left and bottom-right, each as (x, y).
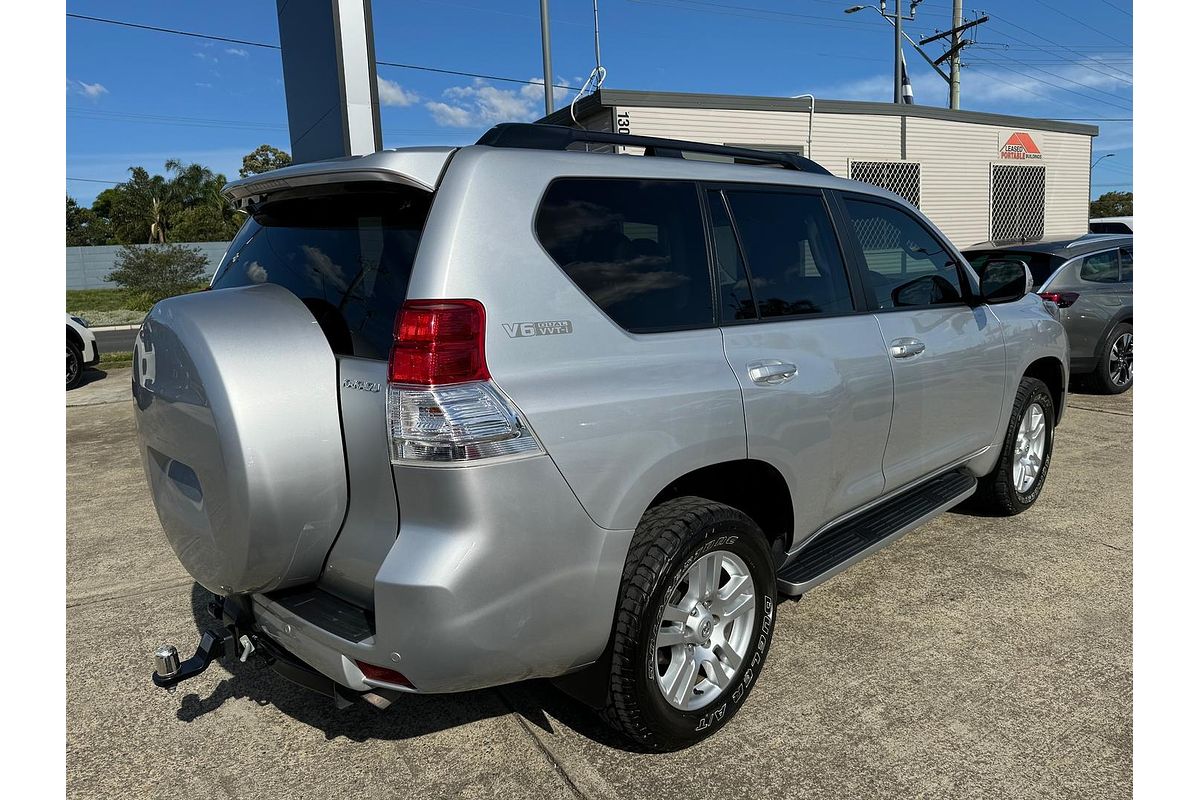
top-left (777, 469), bottom-right (977, 596)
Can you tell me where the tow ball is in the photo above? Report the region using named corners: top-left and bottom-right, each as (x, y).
top-left (151, 598), bottom-right (259, 691)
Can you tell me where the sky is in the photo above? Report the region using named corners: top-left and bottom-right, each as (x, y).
top-left (65, 0), bottom-right (1133, 205)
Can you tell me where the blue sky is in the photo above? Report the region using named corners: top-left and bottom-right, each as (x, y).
top-left (66, 0), bottom-right (1132, 205)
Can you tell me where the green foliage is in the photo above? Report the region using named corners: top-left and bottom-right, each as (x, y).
top-left (66, 287), bottom-right (147, 312)
top-left (105, 244), bottom-right (210, 308)
top-left (66, 196), bottom-right (114, 246)
top-left (1090, 191), bottom-right (1132, 219)
top-left (240, 144), bottom-right (292, 177)
top-left (171, 204), bottom-right (245, 243)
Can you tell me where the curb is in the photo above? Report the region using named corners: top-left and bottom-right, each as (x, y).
top-left (90, 324), bottom-right (142, 332)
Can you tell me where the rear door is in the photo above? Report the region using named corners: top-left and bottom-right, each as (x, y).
top-left (210, 184), bottom-right (434, 605)
top-left (835, 192), bottom-right (1007, 492)
top-left (710, 186), bottom-right (893, 544)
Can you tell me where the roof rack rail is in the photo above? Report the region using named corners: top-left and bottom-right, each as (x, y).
top-left (475, 123), bottom-right (832, 176)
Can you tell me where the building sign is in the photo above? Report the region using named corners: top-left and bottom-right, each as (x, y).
top-left (999, 131), bottom-right (1044, 161)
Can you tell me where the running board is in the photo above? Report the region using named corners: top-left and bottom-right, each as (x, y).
top-left (777, 469), bottom-right (977, 596)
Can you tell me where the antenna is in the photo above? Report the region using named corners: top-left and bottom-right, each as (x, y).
top-left (570, 1), bottom-right (607, 129)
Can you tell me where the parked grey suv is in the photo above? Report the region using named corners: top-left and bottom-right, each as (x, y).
top-left (964, 234), bottom-right (1133, 393)
top-left (137, 124), bottom-right (1067, 750)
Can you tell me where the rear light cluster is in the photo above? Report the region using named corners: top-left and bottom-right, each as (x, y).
top-left (386, 300), bottom-right (542, 464)
top-left (1039, 291), bottom-right (1080, 308)
top-left (355, 659), bottom-right (414, 688)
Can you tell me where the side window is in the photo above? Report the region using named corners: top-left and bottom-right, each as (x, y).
top-left (723, 190), bottom-right (854, 318)
top-left (1080, 250), bottom-right (1120, 283)
top-left (842, 197), bottom-right (964, 310)
top-left (1119, 245), bottom-right (1133, 282)
top-left (535, 179), bottom-right (713, 332)
top-left (706, 191), bottom-right (756, 322)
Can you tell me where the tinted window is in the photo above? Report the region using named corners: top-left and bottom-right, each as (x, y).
top-left (536, 179), bottom-right (713, 332)
top-left (211, 187), bottom-right (431, 359)
top-left (964, 249), bottom-right (1062, 288)
top-left (844, 198), bottom-right (963, 309)
top-left (1090, 222), bottom-right (1132, 234)
top-left (706, 191), bottom-right (755, 322)
top-left (723, 190), bottom-right (853, 318)
top-left (1119, 245), bottom-right (1133, 282)
top-left (1080, 249), bottom-right (1119, 283)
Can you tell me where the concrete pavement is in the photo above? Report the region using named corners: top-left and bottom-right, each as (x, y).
top-left (67, 368), bottom-right (1131, 799)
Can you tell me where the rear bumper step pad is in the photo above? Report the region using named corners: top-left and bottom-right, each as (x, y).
top-left (777, 469), bottom-right (977, 596)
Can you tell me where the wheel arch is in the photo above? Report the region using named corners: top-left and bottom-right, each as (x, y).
top-left (1023, 356), bottom-right (1066, 425)
top-left (66, 324), bottom-right (84, 351)
top-left (646, 459), bottom-right (794, 563)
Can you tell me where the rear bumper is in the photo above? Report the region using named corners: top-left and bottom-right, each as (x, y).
top-left (251, 453), bottom-right (634, 696)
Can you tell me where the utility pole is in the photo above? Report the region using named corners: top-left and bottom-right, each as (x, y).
top-left (893, 3), bottom-right (903, 104)
top-left (950, 0), bottom-right (962, 109)
top-left (540, 0), bottom-right (554, 116)
top-left (845, 3), bottom-right (920, 105)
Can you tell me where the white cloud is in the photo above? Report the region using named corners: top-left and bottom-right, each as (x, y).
top-left (377, 77), bottom-right (419, 107)
top-left (426, 77), bottom-right (575, 128)
top-left (225, 48), bottom-right (248, 57)
top-left (66, 79), bottom-right (109, 100)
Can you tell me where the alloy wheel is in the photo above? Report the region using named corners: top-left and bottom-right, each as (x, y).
top-left (1012, 402), bottom-right (1047, 494)
top-left (67, 346), bottom-right (79, 386)
top-left (654, 549), bottom-right (757, 711)
top-left (1108, 332), bottom-right (1133, 388)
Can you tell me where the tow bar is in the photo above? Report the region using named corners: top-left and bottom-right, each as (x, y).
top-left (151, 595), bottom-right (259, 692)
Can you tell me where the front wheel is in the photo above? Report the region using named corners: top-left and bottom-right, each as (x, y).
top-left (67, 342), bottom-right (83, 390)
top-left (973, 376), bottom-right (1055, 516)
top-left (1091, 323), bottom-right (1132, 394)
top-left (603, 496), bottom-right (777, 750)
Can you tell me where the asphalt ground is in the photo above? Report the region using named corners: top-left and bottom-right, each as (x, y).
top-left (67, 368), bottom-right (1132, 799)
top-left (92, 328), bottom-right (138, 356)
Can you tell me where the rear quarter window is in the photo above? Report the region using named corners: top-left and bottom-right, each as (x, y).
top-left (534, 178), bottom-right (713, 332)
top-left (211, 186), bottom-right (432, 359)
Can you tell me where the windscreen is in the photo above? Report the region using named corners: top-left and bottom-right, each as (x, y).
top-left (211, 186), bottom-right (432, 359)
top-left (964, 249), bottom-right (1063, 288)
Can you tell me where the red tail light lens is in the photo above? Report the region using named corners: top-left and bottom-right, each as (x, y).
top-left (355, 660), bottom-right (414, 688)
top-left (1039, 291), bottom-right (1080, 308)
top-left (389, 300), bottom-right (489, 385)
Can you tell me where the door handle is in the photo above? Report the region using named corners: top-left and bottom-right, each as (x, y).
top-left (747, 359), bottom-right (798, 385)
top-left (889, 337), bottom-right (926, 359)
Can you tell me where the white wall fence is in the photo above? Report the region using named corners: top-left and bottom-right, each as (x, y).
top-left (66, 241), bottom-right (231, 290)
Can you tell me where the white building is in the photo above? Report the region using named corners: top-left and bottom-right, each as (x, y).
top-left (540, 89), bottom-right (1099, 248)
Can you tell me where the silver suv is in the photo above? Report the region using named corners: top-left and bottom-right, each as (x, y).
top-left (137, 124), bottom-right (1067, 750)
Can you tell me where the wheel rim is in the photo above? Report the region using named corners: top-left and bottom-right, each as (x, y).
top-left (1108, 332), bottom-right (1133, 387)
top-left (654, 549), bottom-right (757, 712)
top-left (1011, 402), bottom-right (1047, 494)
top-left (67, 347), bottom-right (79, 385)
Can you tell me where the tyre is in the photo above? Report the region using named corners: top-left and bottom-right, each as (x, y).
top-left (974, 376), bottom-right (1054, 516)
top-left (603, 496), bottom-right (777, 750)
top-left (1091, 322), bottom-right (1132, 394)
top-left (67, 341), bottom-right (84, 390)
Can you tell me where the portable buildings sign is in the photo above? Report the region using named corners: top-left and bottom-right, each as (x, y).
top-left (999, 131), bottom-right (1043, 161)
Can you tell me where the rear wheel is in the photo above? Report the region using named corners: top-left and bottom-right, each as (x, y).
top-left (67, 342), bottom-right (83, 390)
top-left (1091, 323), bottom-right (1132, 394)
top-left (603, 496), bottom-right (776, 750)
top-left (974, 376), bottom-right (1054, 516)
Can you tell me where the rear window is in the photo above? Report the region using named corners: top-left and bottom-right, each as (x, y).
top-left (535, 178), bottom-right (713, 332)
top-left (964, 249), bottom-right (1063, 288)
top-left (1089, 222), bottom-right (1132, 234)
top-left (211, 186), bottom-right (432, 359)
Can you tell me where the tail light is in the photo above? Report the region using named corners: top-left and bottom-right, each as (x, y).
top-left (1039, 291), bottom-right (1080, 308)
top-left (386, 299), bottom-right (542, 464)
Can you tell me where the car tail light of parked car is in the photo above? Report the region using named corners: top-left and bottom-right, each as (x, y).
top-left (1039, 291), bottom-right (1080, 308)
top-left (386, 299), bottom-right (543, 464)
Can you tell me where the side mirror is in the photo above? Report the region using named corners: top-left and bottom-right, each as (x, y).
top-left (976, 258), bottom-right (1033, 304)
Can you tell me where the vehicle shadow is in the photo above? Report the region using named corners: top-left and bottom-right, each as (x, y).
top-left (75, 368), bottom-right (109, 388)
top-left (178, 582), bottom-right (641, 750)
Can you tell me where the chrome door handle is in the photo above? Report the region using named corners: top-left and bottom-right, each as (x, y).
top-left (747, 359), bottom-right (798, 385)
top-left (889, 337), bottom-right (926, 359)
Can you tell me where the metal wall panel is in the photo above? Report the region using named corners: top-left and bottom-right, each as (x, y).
top-left (65, 242), bottom-right (232, 289)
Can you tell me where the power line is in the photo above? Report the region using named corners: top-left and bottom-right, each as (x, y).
top-left (976, 11), bottom-right (1133, 82)
top-left (67, 177), bottom-right (122, 184)
top-left (1029, 0), bottom-right (1130, 47)
top-left (66, 12), bottom-right (582, 91)
top-left (1097, 1), bottom-right (1132, 18)
top-left (968, 54), bottom-right (1132, 108)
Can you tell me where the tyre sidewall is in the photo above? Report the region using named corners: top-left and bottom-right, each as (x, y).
top-left (634, 517), bottom-right (776, 745)
top-left (67, 342), bottom-right (83, 389)
top-left (1000, 380), bottom-right (1055, 509)
top-left (1096, 323), bottom-right (1132, 394)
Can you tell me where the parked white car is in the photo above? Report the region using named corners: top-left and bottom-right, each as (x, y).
top-left (66, 313), bottom-right (99, 389)
top-left (1089, 216), bottom-right (1132, 234)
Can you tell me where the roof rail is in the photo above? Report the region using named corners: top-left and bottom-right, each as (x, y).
top-left (475, 123), bottom-right (832, 176)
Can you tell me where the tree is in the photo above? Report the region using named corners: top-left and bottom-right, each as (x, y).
top-left (240, 144), bottom-right (292, 177)
top-left (106, 244), bottom-right (210, 307)
top-left (1090, 191), bottom-right (1132, 218)
top-left (66, 195), bottom-right (113, 246)
top-left (95, 160), bottom-right (241, 244)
